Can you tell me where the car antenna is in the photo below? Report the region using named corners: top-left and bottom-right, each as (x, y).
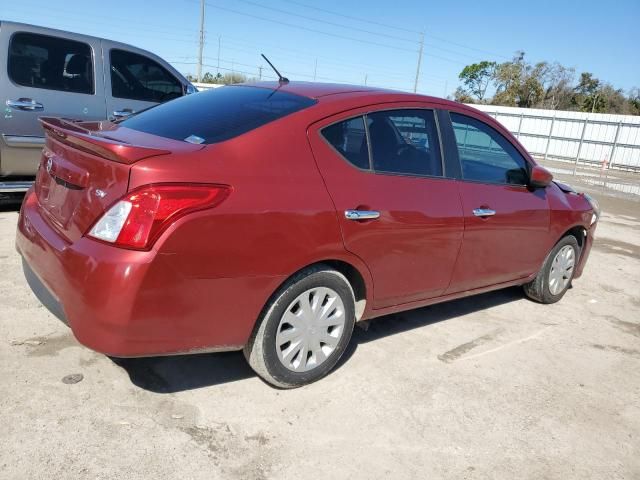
top-left (261, 54), bottom-right (289, 84)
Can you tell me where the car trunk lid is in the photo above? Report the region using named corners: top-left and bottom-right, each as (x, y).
top-left (35, 117), bottom-right (204, 243)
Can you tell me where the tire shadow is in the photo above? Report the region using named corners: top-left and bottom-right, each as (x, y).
top-left (114, 287), bottom-right (525, 393)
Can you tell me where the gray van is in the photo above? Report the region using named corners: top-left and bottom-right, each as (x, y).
top-left (0, 21), bottom-right (196, 194)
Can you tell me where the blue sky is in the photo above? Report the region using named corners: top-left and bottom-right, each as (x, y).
top-left (3, 0), bottom-right (639, 97)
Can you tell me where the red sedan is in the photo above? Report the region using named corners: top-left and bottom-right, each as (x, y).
top-left (16, 82), bottom-right (599, 387)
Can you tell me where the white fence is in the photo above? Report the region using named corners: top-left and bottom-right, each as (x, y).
top-left (467, 104), bottom-right (640, 170)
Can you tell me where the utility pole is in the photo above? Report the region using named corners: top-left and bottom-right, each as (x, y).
top-left (413, 31), bottom-right (424, 93)
top-left (364, 74), bottom-right (368, 85)
top-left (217, 36), bottom-right (221, 74)
top-left (313, 58), bottom-right (318, 81)
top-left (197, 0), bottom-right (205, 82)
top-left (258, 65), bottom-right (263, 80)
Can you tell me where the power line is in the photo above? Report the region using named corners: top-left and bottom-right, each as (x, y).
top-left (173, 55), bottom-right (450, 88)
top-left (232, 0), bottom-right (418, 44)
top-left (279, 0), bottom-right (511, 59)
top-left (200, 2), bottom-right (491, 68)
top-left (202, 1), bottom-right (418, 54)
top-left (229, 0), bottom-right (496, 63)
top-left (280, 0), bottom-right (422, 35)
top-left (210, 41), bottom-right (447, 84)
top-left (428, 33), bottom-right (511, 60)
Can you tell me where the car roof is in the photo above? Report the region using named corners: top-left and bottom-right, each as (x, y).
top-left (246, 81), bottom-right (462, 108)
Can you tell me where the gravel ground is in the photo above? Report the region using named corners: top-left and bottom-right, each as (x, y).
top-left (1, 168), bottom-right (639, 479)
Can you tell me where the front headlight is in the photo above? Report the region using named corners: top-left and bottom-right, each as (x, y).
top-left (582, 193), bottom-right (600, 225)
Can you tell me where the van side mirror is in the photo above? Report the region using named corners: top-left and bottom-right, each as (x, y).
top-left (529, 165), bottom-right (553, 188)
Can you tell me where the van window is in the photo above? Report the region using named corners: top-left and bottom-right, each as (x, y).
top-left (8, 32), bottom-right (94, 94)
top-left (120, 85), bottom-right (317, 144)
top-left (321, 117), bottom-right (370, 170)
top-left (110, 49), bottom-right (183, 103)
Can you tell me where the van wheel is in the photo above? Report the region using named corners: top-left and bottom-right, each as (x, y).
top-left (244, 265), bottom-right (356, 388)
top-left (524, 235), bottom-right (580, 304)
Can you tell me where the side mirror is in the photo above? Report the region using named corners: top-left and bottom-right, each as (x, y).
top-left (185, 84), bottom-right (198, 95)
top-left (529, 165), bottom-right (553, 188)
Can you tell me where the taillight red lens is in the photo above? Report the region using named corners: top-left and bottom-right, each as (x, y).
top-left (88, 184), bottom-right (229, 250)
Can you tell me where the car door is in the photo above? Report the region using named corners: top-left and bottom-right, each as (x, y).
top-left (0, 25), bottom-right (105, 176)
top-left (441, 110), bottom-right (551, 294)
top-left (309, 105), bottom-right (464, 309)
top-left (102, 41), bottom-right (186, 121)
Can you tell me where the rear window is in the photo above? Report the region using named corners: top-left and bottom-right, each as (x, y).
top-left (120, 85), bottom-right (317, 144)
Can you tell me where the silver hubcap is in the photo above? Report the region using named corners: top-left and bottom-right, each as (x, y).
top-left (276, 287), bottom-right (346, 372)
top-left (548, 245), bottom-right (576, 295)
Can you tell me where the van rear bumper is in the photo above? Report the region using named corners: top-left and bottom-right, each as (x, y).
top-left (0, 180), bottom-right (33, 193)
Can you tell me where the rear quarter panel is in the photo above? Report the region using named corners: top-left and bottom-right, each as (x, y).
top-left (126, 113), bottom-right (370, 343)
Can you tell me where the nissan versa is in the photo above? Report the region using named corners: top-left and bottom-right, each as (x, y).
top-left (16, 82), bottom-right (599, 388)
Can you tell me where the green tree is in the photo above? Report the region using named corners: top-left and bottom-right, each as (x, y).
top-left (453, 87), bottom-right (476, 104)
top-left (629, 87), bottom-right (640, 115)
top-left (535, 62), bottom-right (575, 110)
top-left (457, 61), bottom-right (497, 102)
top-left (492, 52), bottom-right (544, 108)
top-left (572, 72), bottom-right (604, 112)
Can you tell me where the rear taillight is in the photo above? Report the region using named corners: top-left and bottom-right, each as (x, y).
top-left (88, 184), bottom-right (229, 249)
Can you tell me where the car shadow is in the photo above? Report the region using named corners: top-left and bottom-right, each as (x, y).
top-left (113, 286), bottom-right (525, 393)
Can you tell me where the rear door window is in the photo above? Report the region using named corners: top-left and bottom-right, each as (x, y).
top-left (120, 85), bottom-right (317, 143)
top-left (367, 109), bottom-right (443, 177)
top-left (8, 32), bottom-right (94, 94)
top-left (110, 49), bottom-right (183, 103)
top-left (450, 112), bottom-right (528, 185)
top-left (321, 116), bottom-right (370, 169)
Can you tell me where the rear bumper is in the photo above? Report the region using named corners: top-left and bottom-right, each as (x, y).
top-left (16, 190), bottom-right (278, 357)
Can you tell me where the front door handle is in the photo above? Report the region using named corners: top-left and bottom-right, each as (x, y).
top-left (111, 109), bottom-right (135, 120)
top-left (7, 98), bottom-right (44, 111)
top-left (473, 208), bottom-right (496, 217)
top-left (345, 209), bottom-right (380, 221)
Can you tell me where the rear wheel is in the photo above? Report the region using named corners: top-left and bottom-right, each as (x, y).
top-left (524, 235), bottom-right (580, 304)
top-left (244, 265), bottom-right (356, 388)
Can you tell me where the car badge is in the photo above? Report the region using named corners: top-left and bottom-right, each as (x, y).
top-left (95, 189), bottom-right (107, 199)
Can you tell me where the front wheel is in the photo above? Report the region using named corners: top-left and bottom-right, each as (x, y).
top-left (524, 235), bottom-right (580, 304)
top-left (244, 265), bottom-right (356, 388)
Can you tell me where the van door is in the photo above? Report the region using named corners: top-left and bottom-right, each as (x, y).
top-left (102, 41), bottom-right (186, 121)
top-left (0, 24), bottom-right (105, 176)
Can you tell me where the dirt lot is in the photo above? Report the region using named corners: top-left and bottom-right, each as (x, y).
top-left (1, 166), bottom-right (639, 479)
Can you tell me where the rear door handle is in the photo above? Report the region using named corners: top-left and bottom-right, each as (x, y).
top-left (473, 208), bottom-right (496, 217)
top-left (345, 209), bottom-right (380, 221)
top-left (7, 98), bottom-right (44, 111)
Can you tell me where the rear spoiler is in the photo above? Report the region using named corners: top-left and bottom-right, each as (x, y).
top-left (39, 117), bottom-right (171, 164)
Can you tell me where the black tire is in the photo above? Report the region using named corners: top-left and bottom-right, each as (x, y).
top-left (244, 265), bottom-right (356, 388)
top-left (523, 235), bottom-right (580, 304)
